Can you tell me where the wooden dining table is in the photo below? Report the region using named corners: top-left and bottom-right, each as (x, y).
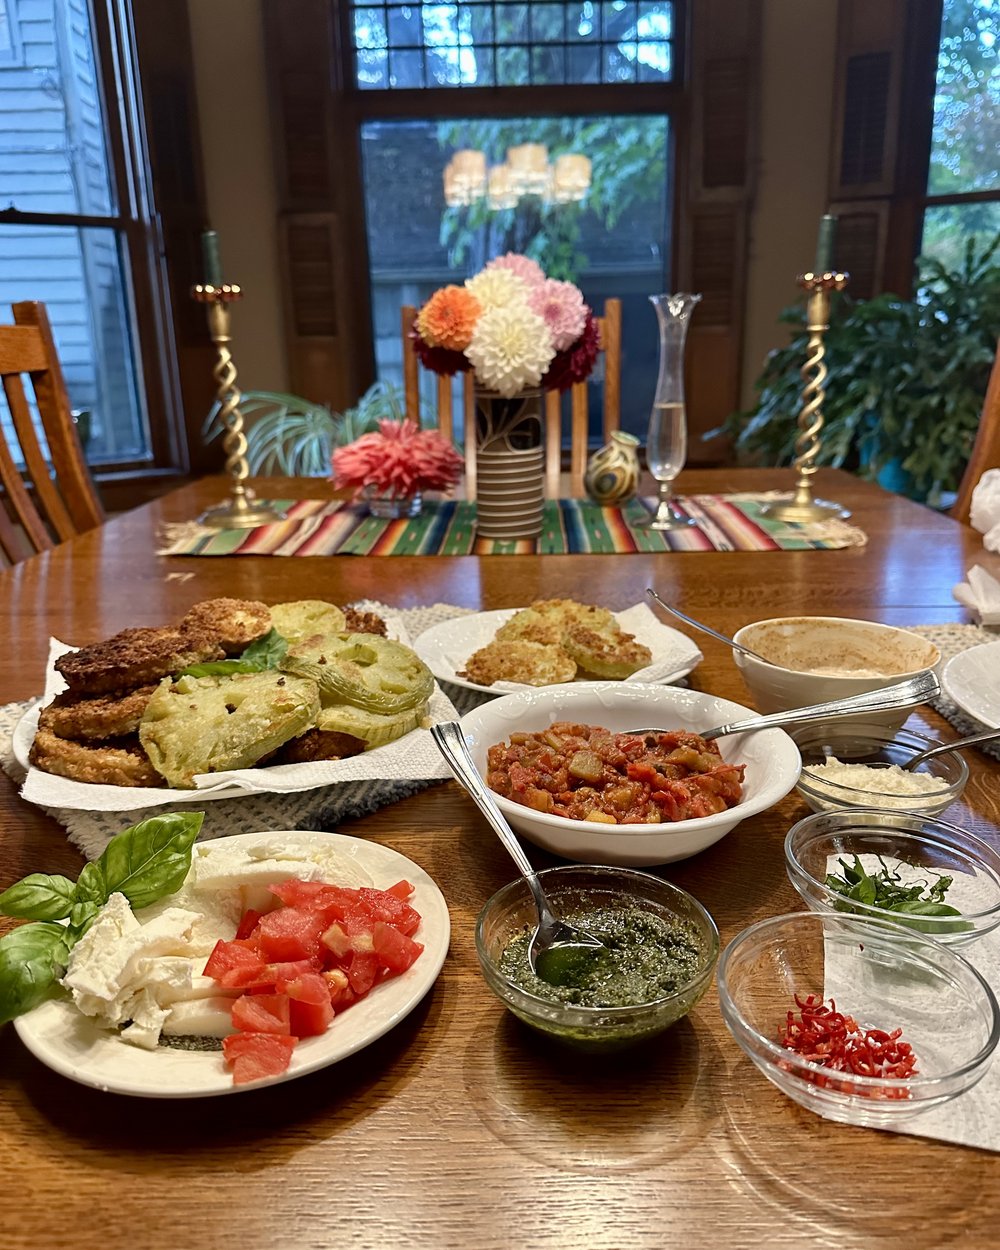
top-left (2, 467), bottom-right (999, 1250)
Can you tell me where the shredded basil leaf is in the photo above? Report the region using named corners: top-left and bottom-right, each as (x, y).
top-left (179, 628), bottom-right (288, 678)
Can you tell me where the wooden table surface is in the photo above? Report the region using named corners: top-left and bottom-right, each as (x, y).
top-left (2, 468), bottom-right (998, 1250)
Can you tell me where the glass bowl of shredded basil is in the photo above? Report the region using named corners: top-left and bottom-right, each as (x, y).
top-left (475, 866), bottom-right (719, 1051)
top-left (785, 809), bottom-right (1000, 944)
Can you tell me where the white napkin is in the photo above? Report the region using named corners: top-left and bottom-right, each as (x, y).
top-left (953, 565), bottom-right (1000, 625)
top-left (970, 469), bottom-right (1000, 553)
top-left (18, 626), bottom-right (454, 813)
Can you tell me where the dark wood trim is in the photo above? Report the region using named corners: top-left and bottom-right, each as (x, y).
top-left (922, 189), bottom-right (1000, 209)
top-left (350, 82), bottom-right (687, 119)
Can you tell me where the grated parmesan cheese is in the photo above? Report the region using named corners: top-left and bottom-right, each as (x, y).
top-left (803, 757), bottom-right (948, 797)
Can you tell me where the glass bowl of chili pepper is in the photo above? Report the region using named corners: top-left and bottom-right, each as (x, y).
top-left (791, 725), bottom-right (968, 818)
top-left (784, 809), bottom-right (1000, 945)
top-left (717, 911), bottom-right (1000, 1126)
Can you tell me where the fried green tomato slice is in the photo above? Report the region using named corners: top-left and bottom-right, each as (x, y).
top-left (269, 600), bottom-right (347, 644)
top-left (281, 633), bottom-right (434, 715)
top-left (314, 701), bottom-right (427, 748)
top-left (138, 671), bottom-right (320, 788)
top-left (458, 640), bottom-right (577, 687)
top-left (561, 625), bottom-right (652, 679)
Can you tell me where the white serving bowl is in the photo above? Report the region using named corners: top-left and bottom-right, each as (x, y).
top-left (458, 683), bottom-right (801, 866)
top-left (732, 616), bottom-right (940, 735)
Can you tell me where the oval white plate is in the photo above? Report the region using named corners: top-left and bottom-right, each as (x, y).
top-left (414, 605), bottom-right (702, 695)
top-left (942, 641), bottom-right (1000, 729)
top-left (14, 831), bottom-right (450, 1098)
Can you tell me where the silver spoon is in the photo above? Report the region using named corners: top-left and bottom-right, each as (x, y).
top-left (430, 721), bottom-right (607, 985)
top-left (646, 588), bottom-right (773, 664)
top-left (633, 670), bottom-right (941, 741)
top-left (904, 726), bottom-right (1000, 771)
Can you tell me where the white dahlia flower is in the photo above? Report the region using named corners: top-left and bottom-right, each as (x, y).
top-left (465, 304), bottom-right (555, 397)
top-left (465, 267), bottom-right (529, 313)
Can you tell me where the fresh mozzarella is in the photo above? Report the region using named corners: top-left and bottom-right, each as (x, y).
top-left (161, 997), bottom-right (236, 1039)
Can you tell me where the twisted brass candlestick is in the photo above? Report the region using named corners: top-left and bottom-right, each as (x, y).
top-left (759, 269), bottom-right (851, 523)
top-left (192, 281), bottom-right (285, 529)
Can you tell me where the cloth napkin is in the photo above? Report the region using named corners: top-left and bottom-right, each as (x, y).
top-left (953, 565), bottom-right (1000, 625)
top-left (969, 469), bottom-right (1000, 552)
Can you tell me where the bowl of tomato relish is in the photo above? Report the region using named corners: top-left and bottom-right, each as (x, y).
top-left (717, 911), bottom-right (999, 1126)
top-left (459, 683), bottom-right (801, 866)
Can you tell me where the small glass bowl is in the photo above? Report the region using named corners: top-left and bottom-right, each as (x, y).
top-left (717, 911), bottom-right (999, 1126)
top-left (784, 808), bottom-right (1000, 945)
top-left (792, 725), bottom-right (968, 817)
top-left (475, 865), bottom-right (719, 1052)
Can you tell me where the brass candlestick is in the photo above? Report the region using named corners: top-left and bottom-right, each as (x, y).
top-left (191, 281), bottom-right (285, 529)
top-left (759, 269), bottom-right (851, 523)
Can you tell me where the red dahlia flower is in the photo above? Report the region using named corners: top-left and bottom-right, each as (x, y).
top-left (540, 310), bottom-right (600, 392)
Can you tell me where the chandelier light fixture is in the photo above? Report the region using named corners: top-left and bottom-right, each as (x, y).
top-left (443, 144), bottom-right (591, 210)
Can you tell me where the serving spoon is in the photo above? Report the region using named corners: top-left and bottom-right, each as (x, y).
top-left (646, 588), bottom-right (773, 664)
top-left (430, 721), bottom-right (607, 986)
top-left (904, 726), bottom-right (1000, 771)
top-left (633, 670), bottom-right (941, 741)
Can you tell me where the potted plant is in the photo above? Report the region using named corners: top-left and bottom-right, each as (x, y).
top-left (717, 234), bottom-right (1000, 505)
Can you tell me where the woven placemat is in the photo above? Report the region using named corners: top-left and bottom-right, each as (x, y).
top-left (0, 603), bottom-right (489, 862)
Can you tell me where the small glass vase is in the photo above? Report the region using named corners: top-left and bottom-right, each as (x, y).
top-left (363, 486), bottom-right (423, 519)
top-left (638, 292), bottom-right (702, 530)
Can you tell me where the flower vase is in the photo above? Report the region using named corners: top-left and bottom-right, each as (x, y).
top-left (584, 430), bottom-right (641, 505)
top-left (639, 292), bottom-right (702, 530)
top-left (473, 388), bottom-right (545, 540)
top-left (362, 486), bottom-right (423, 519)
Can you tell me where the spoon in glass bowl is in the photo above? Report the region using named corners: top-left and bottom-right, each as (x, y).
top-left (903, 726), bottom-right (1000, 770)
top-left (431, 721), bottom-right (607, 986)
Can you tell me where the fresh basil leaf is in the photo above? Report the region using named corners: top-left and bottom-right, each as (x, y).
top-left (95, 812), bottom-right (204, 911)
top-left (179, 629), bottom-right (288, 678)
top-left (69, 900), bottom-right (101, 936)
top-left (0, 922), bottom-right (71, 1024)
top-left (74, 861), bottom-right (107, 908)
top-left (848, 876), bottom-right (877, 907)
top-left (0, 873), bottom-right (77, 921)
top-left (889, 899), bottom-right (963, 918)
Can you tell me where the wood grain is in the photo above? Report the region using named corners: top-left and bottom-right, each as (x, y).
top-left (1, 469), bottom-right (998, 1250)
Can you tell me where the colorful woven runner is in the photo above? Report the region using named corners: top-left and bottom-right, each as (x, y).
top-left (158, 495), bottom-right (866, 557)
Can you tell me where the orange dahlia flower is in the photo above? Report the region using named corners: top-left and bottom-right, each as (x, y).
top-left (416, 285), bottom-right (481, 350)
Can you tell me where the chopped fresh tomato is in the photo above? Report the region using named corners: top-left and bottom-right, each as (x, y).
top-left (233, 958), bottom-right (320, 992)
top-left (231, 993), bottom-right (291, 1035)
top-left (372, 922), bottom-right (424, 974)
top-left (222, 1033), bottom-right (297, 1085)
top-left (357, 887), bottom-right (421, 936)
top-left (235, 909), bottom-right (264, 941)
top-left (204, 939), bottom-right (264, 983)
top-left (255, 907), bottom-right (327, 962)
top-left (279, 972), bottom-right (336, 1036)
top-left (386, 880), bottom-right (414, 901)
top-left (347, 950), bottom-right (379, 996)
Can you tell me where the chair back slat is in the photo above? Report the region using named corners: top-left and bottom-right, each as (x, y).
top-left (399, 296), bottom-right (623, 499)
top-left (0, 301), bottom-right (104, 563)
top-left (953, 339), bottom-right (1000, 526)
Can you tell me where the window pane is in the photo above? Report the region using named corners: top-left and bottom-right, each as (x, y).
top-left (0, 0), bottom-right (114, 214)
top-left (0, 226), bottom-right (148, 466)
top-left (928, 0), bottom-right (1000, 194)
top-left (921, 201), bottom-right (1000, 272)
top-left (360, 116), bottom-right (671, 444)
top-left (350, 0), bottom-right (674, 87)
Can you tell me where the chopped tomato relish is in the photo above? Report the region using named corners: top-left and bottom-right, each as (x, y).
top-left (486, 722), bottom-right (745, 824)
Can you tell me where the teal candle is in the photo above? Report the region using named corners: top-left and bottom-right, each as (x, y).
top-left (201, 229), bottom-right (223, 286)
top-left (814, 214), bottom-right (837, 274)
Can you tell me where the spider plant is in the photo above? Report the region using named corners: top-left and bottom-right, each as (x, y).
top-left (203, 380), bottom-right (407, 476)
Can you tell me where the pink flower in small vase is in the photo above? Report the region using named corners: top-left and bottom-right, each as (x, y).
top-left (331, 419), bottom-right (465, 499)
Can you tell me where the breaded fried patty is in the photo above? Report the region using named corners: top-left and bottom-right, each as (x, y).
top-left (40, 685), bottom-right (157, 740)
top-left (55, 627), bottom-right (225, 695)
top-left (459, 640), bottom-right (577, 687)
top-left (342, 607), bottom-right (388, 636)
top-left (270, 728), bottom-right (366, 764)
top-left (562, 624), bottom-right (652, 679)
top-left (180, 598), bottom-right (271, 654)
top-left (29, 727), bottom-right (161, 787)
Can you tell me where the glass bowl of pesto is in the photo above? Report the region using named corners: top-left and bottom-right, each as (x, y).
top-left (791, 725), bottom-right (967, 818)
top-left (718, 911), bottom-right (999, 1127)
top-left (784, 808), bottom-right (1000, 946)
top-left (475, 865), bottom-right (719, 1051)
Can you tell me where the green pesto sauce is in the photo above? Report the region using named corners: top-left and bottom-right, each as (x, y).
top-left (499, 904), bottom-right (703, 1008)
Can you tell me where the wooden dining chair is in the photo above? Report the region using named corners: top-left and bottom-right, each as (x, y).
top-left (0, 301), bottom-right (105, 564)
top-left (952, 339), bottom-right (1000, 526)
top-left (401, 297), bottom-right (622, 499)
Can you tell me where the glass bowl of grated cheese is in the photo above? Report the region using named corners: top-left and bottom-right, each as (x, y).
top-left (791, 726), bottom-right (967, 818)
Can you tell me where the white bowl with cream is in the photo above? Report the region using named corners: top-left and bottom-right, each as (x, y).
top-left (732, 616), bottom-right (940, 734)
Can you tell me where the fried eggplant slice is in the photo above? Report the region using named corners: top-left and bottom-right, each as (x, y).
top-left (29, 728), bottom-right (161, 787)
top-left (281, 633), bottom-right (434, 715)
top-left (181, 598), bottom-right (271, 654)
top-left (40, 685), bottom-right (158, 740)
top-left (138, 671), bottom-right (320, 788)
top-left (459, 640), bottom-right (577, 687)
top-left (270, 728), bottom-right (367, 764)
top-left (55, 627), bottom-right (226, 695)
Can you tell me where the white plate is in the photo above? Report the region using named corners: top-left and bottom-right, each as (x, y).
top-left (14, 831), bottom-right (450, 1098)
top-left (413, 604), bottom-right (703, 695)
top-left (942, 641), bottom-right (1000, 729)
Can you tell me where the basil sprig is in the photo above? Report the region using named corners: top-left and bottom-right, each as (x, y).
top-left (0, 811), bottom-right (204, 1025)
top-left (825, 854), bottom-right (972, 934)
top-left (178, 628), bottom-right (288, 678)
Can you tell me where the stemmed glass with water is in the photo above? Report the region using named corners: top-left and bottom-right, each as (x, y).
top-left (638, 292), bottom-right (702, 531)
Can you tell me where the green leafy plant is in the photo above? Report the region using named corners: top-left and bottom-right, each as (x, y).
top-left (717, 233), bottom-right (1000, 505)
top-left (204, 380), bottom-right (407, 476)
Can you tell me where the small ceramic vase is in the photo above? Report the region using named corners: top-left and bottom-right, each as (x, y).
top-left (584, 430), bottom-right (641, 505)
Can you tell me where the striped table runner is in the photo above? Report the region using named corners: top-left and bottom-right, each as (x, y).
top-left (158, 495), bottom-right (867, 557)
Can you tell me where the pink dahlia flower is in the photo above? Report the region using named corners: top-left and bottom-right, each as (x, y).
top-left (541, 309), bottom-right (600, 392)
top-left (528, 279), bottom-right (588, 352)
top-left (331, 418), bottom-right (465, 498)
top-left (484, 252), bottom-right (546, 287)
